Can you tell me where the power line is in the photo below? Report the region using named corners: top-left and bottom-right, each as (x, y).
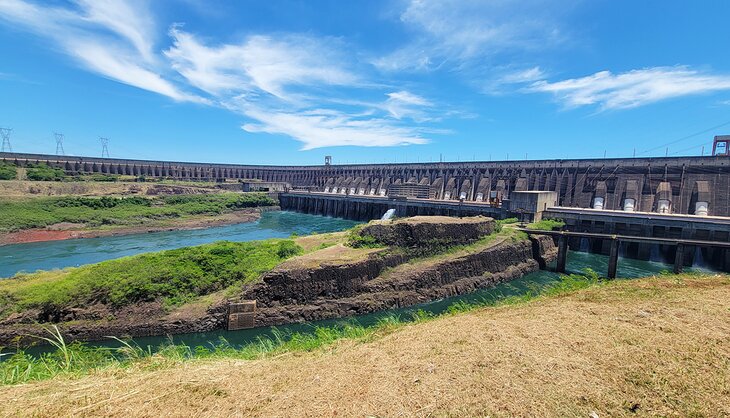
top-left (99, 137), bottom-right (110, 158)
top-left (54, 132), bottom-right (65, 156)
top-left (638, 120), bottom-right (730, 155)
top-left (0, 128), bottom-right (12, 152)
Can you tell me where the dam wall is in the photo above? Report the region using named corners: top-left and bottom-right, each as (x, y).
top-left (277, 192), bottom-right (505, 221)
top-left (2, 152), bottom-right (729, 216)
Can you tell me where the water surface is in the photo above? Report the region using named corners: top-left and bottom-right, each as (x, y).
top-left (11, 249), bottom-right (713, 360)
top-left (0, 211), bottom-right (359, 278)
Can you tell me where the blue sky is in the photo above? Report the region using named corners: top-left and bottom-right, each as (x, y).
top-left (1, 0), bottom-right (730, 165)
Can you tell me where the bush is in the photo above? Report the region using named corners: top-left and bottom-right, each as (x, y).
top-left (53, 196), bottom-right (152, 209)
top-left (89, 174), bottom-right (119, 182)
top-left (527, 219), bottom-right (565, 231)
top-left (345, 225), bottom-right (381, 248)
top-left (276, 240), bottom-right (303, 258)
top-left (495, 217), bottom-right (519, 232)
top-left (26, 163), bottom-right (66, 181)
top-left (0, 162), bottom-right (16, 180)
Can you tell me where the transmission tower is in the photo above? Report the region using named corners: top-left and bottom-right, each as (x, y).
top-left (100, 137), bottom-right (110, 158)
top-left (54, 132), bottom-right (65, 156)
top-left (0, 128), bottom-right (12, 152)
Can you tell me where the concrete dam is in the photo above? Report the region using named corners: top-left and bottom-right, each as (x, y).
top-left (2, 151), bottom-right (729, 217)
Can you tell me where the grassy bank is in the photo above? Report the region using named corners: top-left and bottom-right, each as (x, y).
top-left (0, 270), bottom-right (603, 385)
top-left (1, 272), bottom-right (728, 418)
top-left (0, 238), bottom-right (302, 317)
top-left (0, 193), bottom-right (276, 233)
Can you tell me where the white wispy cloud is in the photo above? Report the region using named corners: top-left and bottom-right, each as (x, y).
top-left (0, 0), bottom-right (439, 149)
top-left (499, 67), bottom-right (545, 84)
top-left (529, 67), bottom-right (730, 110)
top-left (242, 108), bottom-right (428, 150)
top-left (164, 27), bottom-right (435, 148)
top-left (165, 28), bottom-right (356, 101)
top-left (384, 91), bottom-right (432, 120)
top-left (374, 0), bottom-right (571, 72)
top-left (0, 0), bottom-right (204, 103)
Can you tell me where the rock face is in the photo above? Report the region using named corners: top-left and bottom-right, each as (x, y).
top-left (359, 216), bottom-right (495, 247)
top-left (244, 253), bottom-right (407, 306)
top-left (244, 235), bottom-right (556, 327)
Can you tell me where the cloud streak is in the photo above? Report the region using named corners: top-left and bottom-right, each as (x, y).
top-left (164, 26), bottom-right (435, 148)
top-left (0, 0), bottom-right (204, 102)
top-left (0, 0), bottom-right (438, 149)
top-left (529, 67), bottom-right (730, 110)
top-left (374, 0), bottom-right (571, 72)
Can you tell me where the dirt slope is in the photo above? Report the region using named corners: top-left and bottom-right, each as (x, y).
top-left (1, 274), bottom-right (728, 417)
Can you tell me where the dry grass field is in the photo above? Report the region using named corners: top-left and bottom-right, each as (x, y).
top-left (1, 274), bottom-right (728, 417)
top-left (0, 180), bottom-right (219, 198)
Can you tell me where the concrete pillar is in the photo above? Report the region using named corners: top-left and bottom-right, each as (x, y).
top-left (556, 235), bottom-right (568, 273)
top-left (674, 243), bottom-right (685, 274)
top-left (607, 239), bottom-right (619, 279)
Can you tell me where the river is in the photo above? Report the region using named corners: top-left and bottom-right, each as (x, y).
top-left (0, 211), bottom-right (714, 358)
top-left (0, 211), bottom-right (359, 278)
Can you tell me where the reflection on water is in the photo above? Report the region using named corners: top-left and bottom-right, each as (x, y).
top-left (0, 211), bottom-right (360, 278)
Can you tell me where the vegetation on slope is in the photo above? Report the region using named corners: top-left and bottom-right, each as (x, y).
top-left (0, 270), bottom-right (604, 385)
top-left (0, 193), bottom-right (276, 233)
top-left (0, 162), bottom-right (17, 180)
top-left (0, 239), bottom-right (302, 318)
top-left (1, 271), bottom-right (727, 418)
top-left (25, 163), bottom-right (66, 181)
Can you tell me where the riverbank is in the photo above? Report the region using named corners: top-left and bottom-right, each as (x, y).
top-left (0, 208), bottom-right (271, 245)
top-left (1, 273), bottom-right (727, 416)
top-left (0, 193), bottom-right (277, 246)
top-left (0, 217), bottom-right (555, 346)
top-left (0, 179), bottom-right (223, 197)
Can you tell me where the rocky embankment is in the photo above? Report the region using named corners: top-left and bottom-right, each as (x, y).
top-left (243, 233), bottom-right (555, 327)
top-left (0, 216), bottom-right (556, 346)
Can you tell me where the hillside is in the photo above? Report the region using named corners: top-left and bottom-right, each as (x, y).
top-left (1, 274), bottom-right (727, 417)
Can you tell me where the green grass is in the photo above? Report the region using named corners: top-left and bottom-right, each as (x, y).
top-left (0, 239), bottom-right (303, 317)
top-left (0, 193), bottom-right (276, 233)
top-left (0, 270), bottom-right (607, 386)
top-left (526, 218), bottom-right (565, 231)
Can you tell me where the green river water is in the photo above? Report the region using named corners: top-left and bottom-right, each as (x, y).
top-left (0, 211), bottom-right (713, 357)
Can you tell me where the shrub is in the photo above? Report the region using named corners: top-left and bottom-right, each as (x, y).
top-left (345, 225), bottom-right (381, 248)
top-left (276, 240), bottom-right (303, 258)
top-left (527, 219), bottom-right (565, 231)
top-left (0, 162), bottom-right (17, 180)
top-left (26, 163), bottom-right (66, 181)
top-left (89, 174), bottom-right (119, 182)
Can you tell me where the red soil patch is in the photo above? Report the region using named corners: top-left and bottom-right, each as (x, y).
top-left (0, 229), bottom-right (83, 245)
top-left (0, 209), bottom-right (267, 246)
